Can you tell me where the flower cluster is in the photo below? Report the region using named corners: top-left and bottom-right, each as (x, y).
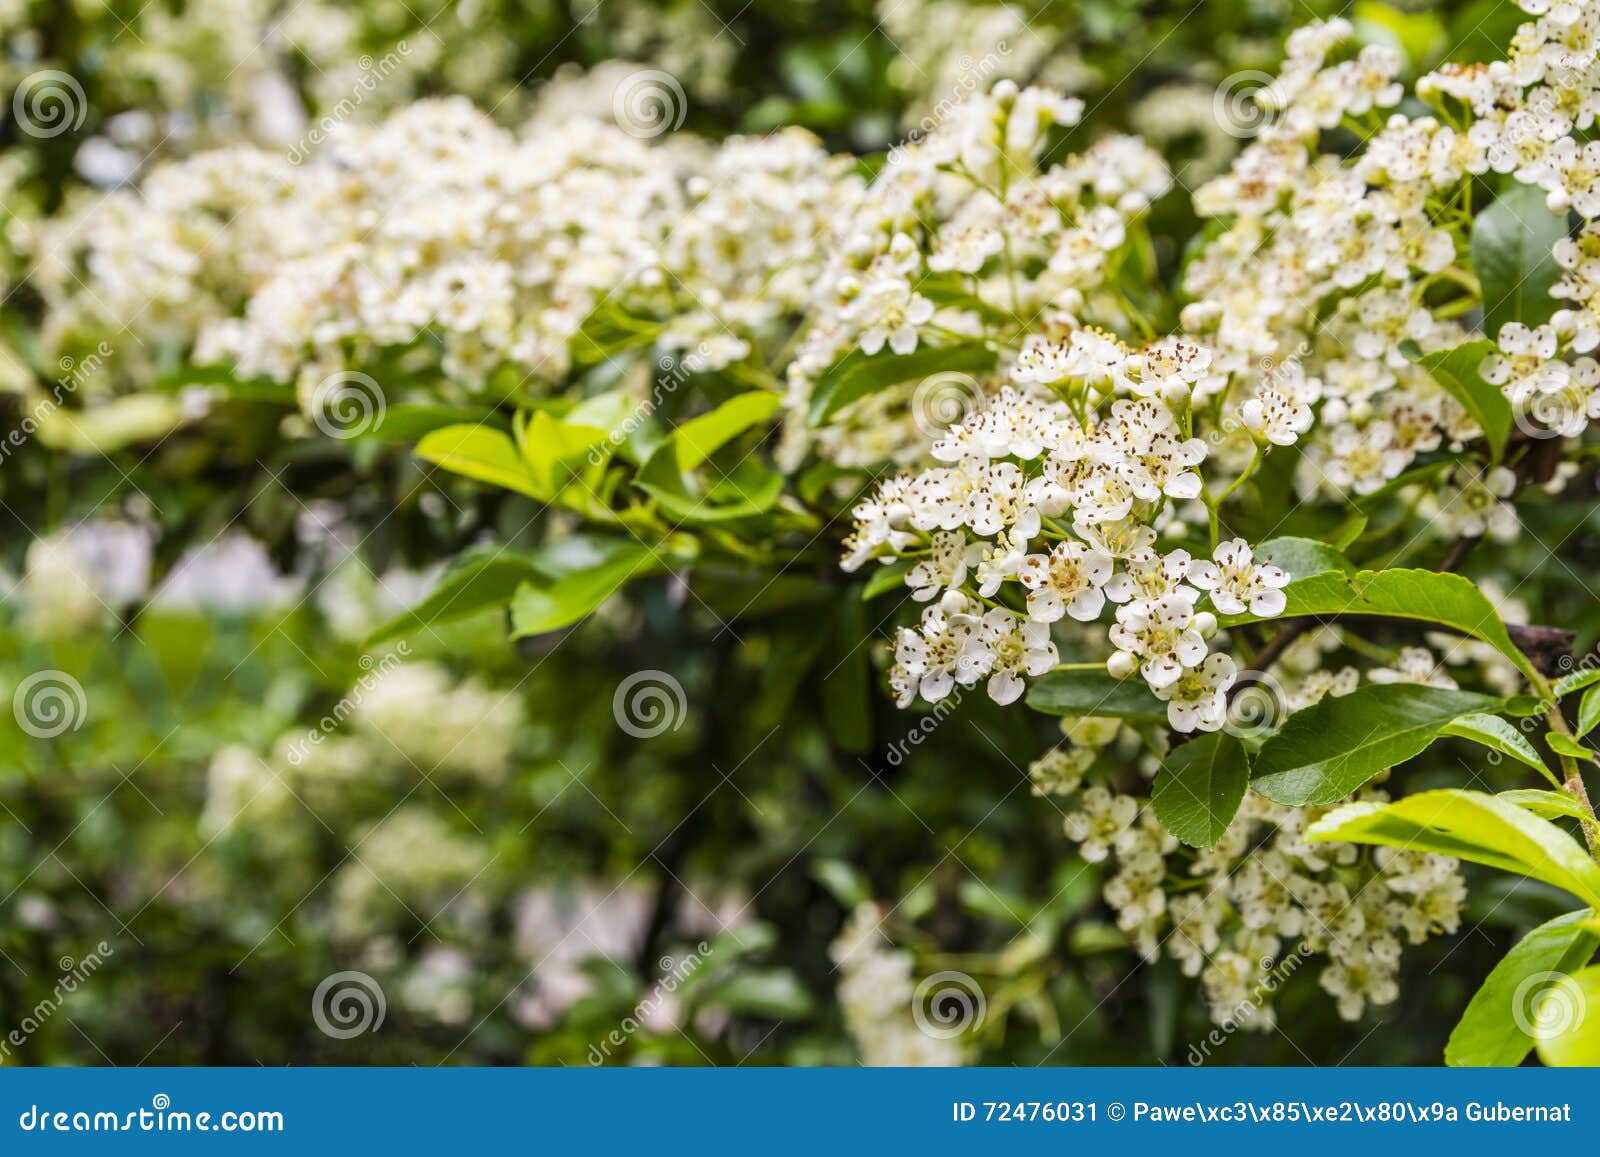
top-left (1049, 771), bottom-right (1466, 1027)
top-left (843, 360), bottom-right (1289, 727)
top-left (830, 905), bottom-right (965, 1066)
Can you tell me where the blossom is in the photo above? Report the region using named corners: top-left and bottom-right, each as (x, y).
top-left (1187, 539), bottom-right (1291, 617)
top-left (1017, 540), bottom-right (1113, 623)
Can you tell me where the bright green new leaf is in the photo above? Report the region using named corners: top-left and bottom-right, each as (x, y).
top-left (1306, 789), bottom-right (1600, 907)
top-left (1553, 668), bottom-right (1600, 698)
top-left (366, 548), bottom-right (550, 645)
top-left (1218, 567), bottom-right (1540, 685)
top-left (1152, 732), bottom-right (1250, 848)
top-left (1578, 684), bottom-right (1600, 738)
top-left (1545, 732), bottom-right (1597, 763)
top-left (1439, 713), bottom-right (1548, 775)
top-left (416, 424), bottom-right (543, 500)
top-left (1445, 910), bottom-right (1600, 1067)
top-left (1252, 684), bottom-right (1500, 805)
top-left (672, 391), bottom-right (781, 470)
top-left (1500, 789), bottom-right (1593, 823)
top-left (517, 410), bottom-right (611, 495)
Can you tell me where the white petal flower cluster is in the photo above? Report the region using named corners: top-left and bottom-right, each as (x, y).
top-left (1053, 786), bottom-right (1464, 1028)
top-left (33, 96), bottom-right (860, 409)
top-left (829, 904), bottom-right (964, 1066)
top-left (845, 354), bottom-right (1288, 726)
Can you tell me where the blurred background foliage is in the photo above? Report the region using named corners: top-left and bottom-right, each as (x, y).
top-left (0, 0), bottom-right (1577, 1066)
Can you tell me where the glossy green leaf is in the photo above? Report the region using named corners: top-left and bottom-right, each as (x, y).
top-left (1500, 789), bottom-right (1593, 823)
top-left (416, 425), bottom-right (542, 499)
top-left (1439, 713), bottom-right (1548, 774)
top-left (1219, 567), bottom-right (1540, 685)
top-left (1252, 684), bottom-right (1501, 805)
top-left (1578, 685), bottom-right (1600, 738)
top-left (1546, 732), bottom-right (1597, 763)
top-left (808, 341), bottom-right (997, 424)
top-left (672, 391), bottom-right (781, 470)
top-left (1554, 668), bottom-right (1600, 698)
top-left (1398, 338), bottom-right (1511, 461)
top-left (1472, 181), bottom-right (1566, 336)
top-left (861, 558), bottom-right (915, 600)
top-left (1445, 910), bottom-right (1600, 1067)
top-left (1251, 536), bottom-right (1352, 581)
top-left (1152, 732), bottom-right (1250, 848)
top-left (1306, 789), bottom-right (1600, 907)
top-left (1025, 669), bottom-right (1168, 722)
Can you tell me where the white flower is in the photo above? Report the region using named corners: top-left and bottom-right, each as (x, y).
top-left (1017, 539), bottom-right (1114, 622)
top-left (854, 276), bottom-right (935, 356)
top-left (892, 592), bottom-right (989, 704)
top-left (904, 531), bottom-right (980, 602)
top-left (1187, 539), bottom-right (1291, 617)
top-left (1108, 593), bottom-right (1210, 690)
top-left (1155, 652), bottom-right (1238, 733)
top-left (974, 608), bottom-right (1058, 705)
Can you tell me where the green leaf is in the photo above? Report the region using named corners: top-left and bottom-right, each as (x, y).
top-left (1218, 567), bottom-right (1541, 686)
top-left (811, 859), bottom-right (870, 908)
top-left (1251, 536), bottom-right (1352, 581)
top-left (1252, 684), bottom-right (1502, 805)
top-left (517, 410), bottom-right (611, 495)
top-left (1500, 789), bottom-right (1593, 823)
top-left (1536, 966), bottom-right (1600, 1066)
top-left (1398, 338), bottom-right (1512, 462)
top-left (1025, 669), bottom-right (1169, 722)
top-left (509, 539), bottom-right (662, 637)
top-left (861, 558), bottom-right (915, 600)
top-left (366, 548), bottom-right (550, 645)
top-left (1306, 789), bottom-right (1600, 907)
top-left (672, 391), bottom-right (781, 470)
top-left (416, 425), bottom-right (543, 499)
top-left (1472, 181), bottom-right (1567, 337)
top-left (1440, 713), bottom-right (1549, 775)
top-left (808, 341), bottom-right (997, 424)
top-left (1545, 732), bottom-right (1597, 763)
top-left (1445, 910), bottom-right (1600, 1067)
top-left (637, 445), bottom-right (784, 523)
top-left (1554, 668), bottom-right (1600, 698)
top-left (1578, 685), bottom-right (1600, 738)
top-left (358, 404), bottom-right (507, 442)
top-left (1152, 732), bottom-right (1250, 848)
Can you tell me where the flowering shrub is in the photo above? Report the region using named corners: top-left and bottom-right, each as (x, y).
top-left (3, 0), bottom-right (1600, 1068)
